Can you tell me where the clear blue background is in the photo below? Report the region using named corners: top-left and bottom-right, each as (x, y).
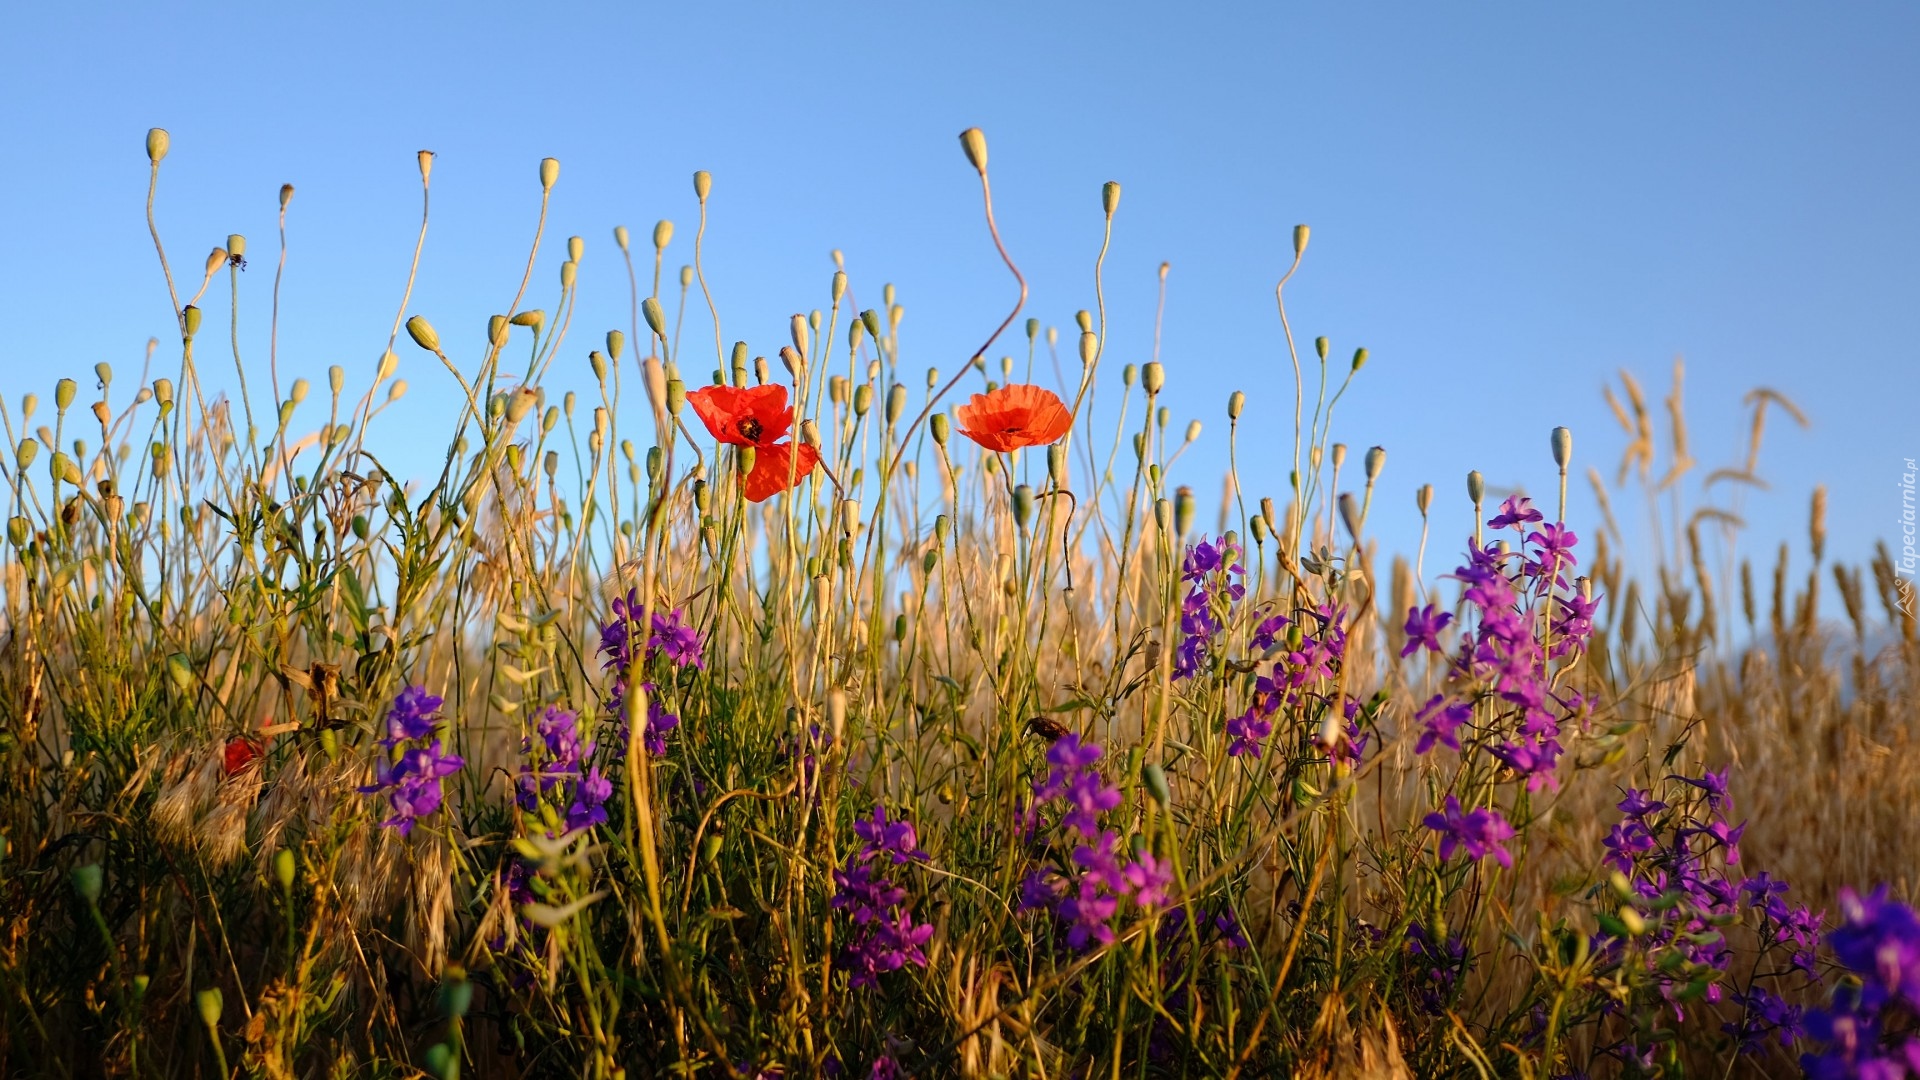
top-left (3, 3), bottom-right (1915, 600)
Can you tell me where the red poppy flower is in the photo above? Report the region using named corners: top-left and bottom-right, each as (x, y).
top-left (742, 441), bottom-right (821, 503)
top-left (223, 736), bottom-right (262, 777)
top-left (953, 384), bottom-right (1073, 452)
top-left (686, 384), bottom-right (793, 447)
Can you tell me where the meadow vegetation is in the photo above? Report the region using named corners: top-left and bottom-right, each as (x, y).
top-left (1, 127), bottom-right (1915, 1078)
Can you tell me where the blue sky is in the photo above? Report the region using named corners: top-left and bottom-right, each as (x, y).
top-left (3, 2), bottom-right (1915, 600)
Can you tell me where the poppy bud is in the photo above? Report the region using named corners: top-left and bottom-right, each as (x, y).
top-left (614, 225), bottom-right (631, 252)
top-left (510, 309), bottom-right (545, 333)
top-left (1142, 363), bottom-right (1164, 395)
top-left (15, 438), bottom-right (36, 471)
top-left (377, 349), bottom-right (399, 382)
top-left (195, 987), bottom-right (223, 1029)
top-left (1351, 348), bottom-right (1368, 373)
top-left (1154, 497), bottom-right (1171, 536)
top-left (754, 356), bottom-right (770, 385)
top-left (328, 365), bottom-right (345, 399)
top-left (1174, 486), bottom-right (1195, 538)
top-left (560, 261), bottom-right (577, 289)
top-left (886, 384), bottom-right (906, 425)
top-left (643, 357), bottom-right (667, 414)
top-left (832, 270), bottom-right (847, 304)
top-left (1339, 493), bottom-right (1363, 542)
top-left (789, 313), bottom-right (810, 358)
top-left (1228, 390), bottom-right (1245, 420)
top-left (1551, 426), bottom-right (1572, 470)
top-left (568, 235), bottom-right (584, 263)
top-left (1467, 470), bottom-right (1484, 506)
top-left (1012, 485), bottom-right (1034, 529)
top-left (1417, 484), bottom-right (1433, 515)
top-left (1142, 763), bottom-right (1171, 807)
top-left (539, 157), bottom-right (559, 192)
top-left (1132, 433), bottom-right (1145, 462)
top-left (51, 452), bottom-right (80, 486)
top-left (799, 419), bottom-right (820, 448)
top-left (652, 219), bottom-right (673, 251)
top-left (506, 388), bottom-right (537, 424)
top-left (641, 297), bottom-right (666, 339)
top-left (486, 314), bottom-right (509, 348)
top-left (1101, 180), bottom-right (1122, 216)
top-left (1315, 336), bottom-right (1329, 361)
top-left (853, 383), bottom-right (872, 417)
top-left (1047, 443), bottom-right (1067, 486)
top-left (1121, 364), bottom-right (1137, 389)
top-left (274, 849), bottom-right (296, 892)
top-left (72, 864), bottom-right (103, 905)
top-left (406, 316), bottom-right (441, 353)
top-left (1249, 513), bottom-right (1270, 546)
top-left (1184, 420), bottom-right (1201, 445)
top-left (958, 127), bottom-right (988, 174)
top-left (666, 379), bottom-right (686, 416)
top-left (145, 128), bottom-right (170, 165)
top-left (1293, 224), bottom-right (1309, 258)
top-left (1025, 317), bottom-right (1040, 342)
top-left (1078, 331), bottom-right (1097, 367)
top-left (921, 549), bottom-right (938, 575)
top-left (204, 248), bottom-right (227, 277)
top-left (693, 170), bottom-right (712, 200)
top-left (289, 378), bottom-right (310, 406)
top-left (840, 499), bottom-right (861, 537)
top-left (933, 514), bottom-right (951, 547)
top-left (1365, 445), bottom-right (1385, 482)
top-left (182, 305), bottom-right (202, 337)
top-left (606, 329), bottom-right (625, 363)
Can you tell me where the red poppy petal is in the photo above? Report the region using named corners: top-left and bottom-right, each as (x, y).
top-left (743, 441), bottom-right (820, 502)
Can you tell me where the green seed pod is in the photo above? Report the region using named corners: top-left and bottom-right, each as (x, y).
top-left (1157, 406), bottom-right (1170, 431)
top-left (1047, 443), bottom-right (1067, 485)
top-left (933, 514), bottom-right (950, 546)
top-left (1249, 513), bottom-right (1270, 546)
top-left (1467, 469), bottom-right (1485, 506)
top-left (195, 987), bottom-right (223, 1028)
top-left (930, 413), bottom-right (950, 446)
top-left (486, 314), bottom-right (509, 348)
top-left (1174, 486), bottom-right (1195, 538)
top-left (351, 514), bottom-right (370, 540)
top-left (921, 549), bottom-right (938, 575)
top-left (679, 264), bottom-right (693, 288)
top-left (1078, 331), bottom-right (1097, 367)
top-left (328, 365), bottom-right (345, 398)
top-left (273, 849), bottom-right (296, 892)
top-left (1417, 484), bottom-right (1433, 515)
top-left (1142, 362), bottom-right (1164, 394)
top-left (509, 309), bottom-right (544, 332)
top-left (1025, 317), bottom-right (1040, 342)
top-left (20, 394), bottom-right (36, 421)
top-left (567, 234), bottom-right (584, 263)
top-left (145, 379), bottom-right (169, 407)
top-left (1351, 347), bottom-right (1368, 373)
top-left (71, 863), bottom-right (103, 905)
top-left (1315, 336), bottom-right (1329, 362)
top-left (1551, 426), bottom-right (1573, 470)
top-left (539, 157), bottom-right (559, 191)
top-left (853, 383), bottom-right (873, 417)
top-left (146, 128), bottom-right (170, 164)
top-left (1184, 420), bottom-right (1201, 445)
top-left (55, 378), bottom-right (77, 411)
top-left (1132, 432), bottom-right (1145, 461)
top-left (651, 220), bottom-right (673, 251)
top-left (15, 438), bottom-right (38, 471)
top-left (1012, 484), bottom-right (1034, 529)
top-left (1228, 390), bottom-right (1245, 420)
top-left (543, 450), bottom-right (559, 479)
top-left (693, 170), bottom-right (712, 200)
top-left (847, 316), bottom-right (866, 353)
top-left (885, 383), bottom-right (907, 425)
top-left (692, 478), bottom-right (710, 512)
top-left (1293, 224), bottom-right (1310, 257)
top-left (226, 233), bottom-right (246, 259)
top-left (95, 362), bottom-right (113, 390)
top-left (606, 329), bottom-right (625, 363)
top-left (560, 261), bottom-right (577, 289)
top-left (377, 349), bottom-right (399, 382)
top-left (181, 304), bottom-right (201, 336)
top-left (642, 297), bottom-right (666, 337)
top-left (614, 225), bottom-right (631, 252)
top-left (1364, 445), bottom-right (1386, 482)
top-left (666, 379), bottom-right (686, 416)
top-left (51, 452), bottom-right (80, 485)
top-left (1122, 363), bottom-right (1137, 388)
top-left (892, 613), bottom-right (907, 642)
top-left (166, 651), bottom-right (194, 690)
top-left (289, 378), bottom-right (310, 405)
top-left (6, 516), bottom-right (27, 547)
top-left (406, 315), bottom-right (441, 352)
top-left (832, 270), bottom-right (847, 304)
top-left (958, 127), bottom-right (988, 173)
top-left (1154, 497), bottom-right (1172, 536)
top-left (1102, 180), bottom-right (1121, 216)
top-left (925, 366), bottom-right (939, 390)
top-left (1142, 763), bottom-right (1171, 807)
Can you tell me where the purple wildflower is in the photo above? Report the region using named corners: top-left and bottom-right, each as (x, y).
top-left (360, 685), bottom-right (464, 835)
top-left (1488, 494), bottom-right (1544, 531)
top-left (1401, 603), bottom-right (1453, 657)
top-left (1414, 694), bottom-right (1472, 754)
top-left (1423, 795), bottom-right (1516, 868)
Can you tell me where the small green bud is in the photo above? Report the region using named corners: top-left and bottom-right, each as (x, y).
top-left (933, 514), bottom-right (951, 546)
top-left (1122, 363), bottom-right (1137, 388)
top-left (642, 297), bottom-right (666, 338)
top-left (51, 452), bottom-right (80, 486)
top-left (273, 849), bottom-right (296, 892)
top-left (666, 379), bottom-right (686, 417)
top-left (1315, 336), bottom-right (1329, 361)
top-left (1467, 469), bottom-right (1485, 506)
top-left (539, 157), bottom-right (559, 191)
top-left (1142, 362), bottom-right (1165, 395)
top-left (328, 364), bottom-right (345, 398)
top-left (1102, 180), bottom-right (1121, 215)
top-left (693, 170), bottom-right (712, 200)
top-left (289, 378), bottom-right (310, 406)
top-left (406, 315), bottom-right (441, 352)
top-left (679, 264), bottom-right (692, 288)
top-left (1142, 763), bottom-right (1171, 807)
top-left (1154, 497), bottom-right (1172, 536)
top-left (1293, 224), bottom-right (1310, 257)
top-left (6, 516), bottom-right (27, 547)
top-left (1351, 348), bottom-right (1369, 373)
top-left (560, 260), bottom-right (576, 289)
top-left (72, 864), bottom-right (103, 905)
top-left (1228, 390), bottom-right (1245, 420)
top-left (377, 349), bottom-right (399, 382)
top-left (567, 234), bottom-right (584, 263)
top-left (1249, 513), bottom-right (1270, 545)
top-left (146, 128), bottom-right (170, 165)
top-left (1184, 420), bottom-right (1201, 445)
top-left (1047, 443), bottom-right (1067, 485)
top-left (614, 225), bottom-right (630, 251)
top-left (351, 514), bottom-right (370, 540)
top-left (1079, 331), bottom-right (1097, 367)
top-left (167, 652), bottom-right (195, 691)
top-left (182, 305), bottom-right (201, 337)
top-left (852, 383), bottom-right (873, 417)
top-left (55, 378), bottom-right (77, 411)
top-left (15, 438), bottom-right (38, 471)
top-left (488, 314), bottom-right (509, 348)
top-left (94, 362), bottom-right (113, 389)
top-left (606, 329), bottom-right (625, 362)
top-left (1174, 486), bottom-right (1195, 538)
top-left (509, 309), bottom-right (544, 331)
top-left (1364, 445), bottom-right (1385, 482)
top-left (1551, 426), bottom-right (1573, 470)
top-left (1025, 317), bottom-right (1040, 342)
top-left (886, 383), bottom-right (907, 425)
top-left (930, 413), bottom-right (950, 446)
top-left (1012, 485), bottom-right (1034, 530)
top-left (832, 270), bottom-right (847, 303)
top-left (652, 220), bottom-right (673, 250)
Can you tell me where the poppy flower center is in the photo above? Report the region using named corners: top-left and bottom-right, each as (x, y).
top-left (736, 417), bottom-right (764, 442)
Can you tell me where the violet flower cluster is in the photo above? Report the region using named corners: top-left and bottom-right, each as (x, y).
top-left (1173, 536), bottom-right (1246, 680)
top-left (1019, 734), bottom-right (1173, 951)
top-left (360, 685), bottom-right (464, 836)
top-left (515, 705), bottom-right (611, 832)
top-left (1799, 886), bottom-right (1920, 1079)
top-left (830, 806), bottom-right (934, 989)
top-left (1224, 601), bottom-right (1348, 759)
top-left (1589, 770), bottom-right (1825, 1067)
top-left (598, 591), bottom-right (704, 757)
